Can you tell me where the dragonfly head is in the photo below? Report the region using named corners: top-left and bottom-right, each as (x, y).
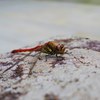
top-left (56, 44), bottom-right (66, 54)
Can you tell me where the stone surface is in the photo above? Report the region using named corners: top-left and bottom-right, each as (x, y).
top-left (0, 38), bottom-right (100, 100)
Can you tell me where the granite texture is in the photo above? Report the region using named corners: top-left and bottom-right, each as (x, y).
top-left (0, 38), bottom-right (100, 100)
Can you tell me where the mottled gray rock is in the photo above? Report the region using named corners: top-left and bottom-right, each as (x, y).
top-left (0, 38), bottom-right (100, 100)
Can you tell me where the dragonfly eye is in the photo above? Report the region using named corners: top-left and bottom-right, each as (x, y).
top-left (60, 44), bottom-right (64, 49)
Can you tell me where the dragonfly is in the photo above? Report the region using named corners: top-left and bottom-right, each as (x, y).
top-left (0, 41), bottom-right (66, 77)
top-left (11, 41), bottom-right (66, 55)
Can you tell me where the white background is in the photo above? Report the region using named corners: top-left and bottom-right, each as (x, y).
top-left (0, 0), bottom-right (100, 53)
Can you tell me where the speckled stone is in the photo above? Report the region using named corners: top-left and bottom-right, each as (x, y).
top-left (0, 38), bottom-right (100, 100)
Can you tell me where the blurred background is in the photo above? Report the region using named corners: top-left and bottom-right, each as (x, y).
top-left (0, 0), bottom-right (100, 53)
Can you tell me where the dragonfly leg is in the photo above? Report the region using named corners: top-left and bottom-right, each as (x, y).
top-left (45, 54), bottom-right (53, 61)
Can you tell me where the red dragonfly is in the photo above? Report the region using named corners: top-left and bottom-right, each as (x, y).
top-left (0, 41), bottom-right (66, 76)
top-left (11, 41), bottom-right (66, 55)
